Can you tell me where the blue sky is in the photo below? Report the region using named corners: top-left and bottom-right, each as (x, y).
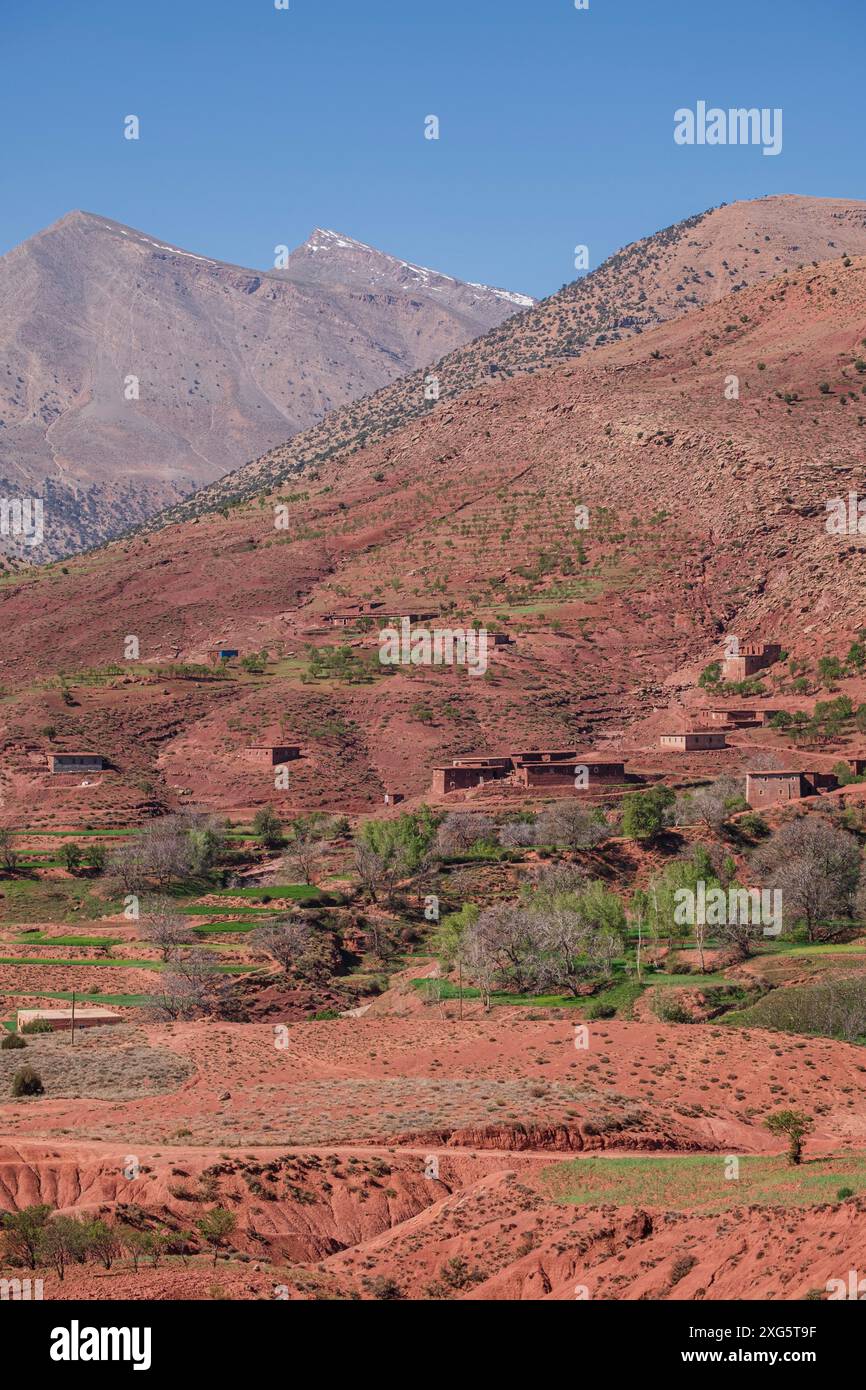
top-left (1, 0), bottom-right (861, 298)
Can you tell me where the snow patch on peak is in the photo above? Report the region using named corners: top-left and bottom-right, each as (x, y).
top-left (467, 282), bottom-right (535, 308)
top-left (299, 227), bottom-right (534, 307)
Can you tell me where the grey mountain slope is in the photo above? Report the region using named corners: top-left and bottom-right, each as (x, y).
top-left (0, 211), bottom-right (533, 559)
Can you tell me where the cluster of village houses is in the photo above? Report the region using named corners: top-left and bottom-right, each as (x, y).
top-left (35, 638), bottom-right (865, 815)
top-left (429, 642), bottom-right (865, 810)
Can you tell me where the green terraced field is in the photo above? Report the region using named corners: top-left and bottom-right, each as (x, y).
top-left (542, 1154), bottom-right (866, 1212)
top-left (0, 956), bottom-right (257, 973)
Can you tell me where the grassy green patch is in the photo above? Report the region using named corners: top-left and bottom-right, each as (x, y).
top-left (0, 880), bottom-right (120, 923)
top-left (212, 885), bottom-right (328, 902)
top-left (412, 978), bottom-right (598, 1010)
top-left (191, 922), bottom-right (257, 935)
top-left (7, 934), bottom-right (125, 947)
top-left (176, 904), bottom-right (282, 917)
top-left (542, 1153), bottom-right (866, 1212)
top-left (0, 956), bottom-right (256, 973)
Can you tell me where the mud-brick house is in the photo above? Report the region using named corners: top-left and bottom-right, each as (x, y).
top-left (431, 750), bottom-right (627, 795)
top-left (745, 769), bottom-right (838, 810)
top-left (722, 642), bottom-right (782, 683)
top-left (245, 745), bottom-right (301, 766)
top-left (697, 707), bottom-right (780, 729)
top-left (659, 732), bottom-right (727, 751)
top-left (208, 647), bottom-right (239, 664)
top-left (431, 757), bottom-right (512, 795)
top-left (48, 752), bottom-right (105, 774)
top-left (16, 1008), bottom-right (121, 1033)
top-left (324, 603), bottom-right (385, 629)
top-left (511, 753), bottom-right (626, 789)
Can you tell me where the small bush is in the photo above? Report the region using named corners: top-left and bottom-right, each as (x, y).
top-left (670, 1254), bottom-right (697, 1285)
top-left (652, 991), bottom-right (691, 1024)
top-left (0, 1033), bottom-right (26, 1050)
top-left (737, 812), bottom-right (770, 839)
top-left (837, 1187), bottom-right (855, 1201)
top-left (11, 1066), bottom-right (44, 1097)
top-left (21, 1019), bottom-right (54, 1034)
top-left (586, 1002), bottom-right (615, 1020)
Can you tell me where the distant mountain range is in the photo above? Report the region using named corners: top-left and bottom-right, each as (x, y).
top-left (3, 196), bottom-right (866, 825)
top-left (153, 194), bottom-right (866, 522)
top-left (0, 212), bottom-right (533, 557)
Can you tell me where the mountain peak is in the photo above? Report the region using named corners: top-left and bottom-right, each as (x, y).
top-left (289, 227), bottom-right (535, 307)
top-left (0, 210), bottom-right (531, 558)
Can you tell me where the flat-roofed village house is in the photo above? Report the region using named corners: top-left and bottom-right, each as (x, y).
top-left (245, 745), bottom-right (301, 766)
top-left (16, 1008), bottom-right (121, 1033)
top-left (745, 769), bottom-right (838, 809)
top-left (431, 750), bottom-right (627, 795)
top-left (659, 731), bottom-right (728, 751)
top-left (697, 707), bottom-right (780, 729)
top-left (48, 752), bottom-right (105, 774)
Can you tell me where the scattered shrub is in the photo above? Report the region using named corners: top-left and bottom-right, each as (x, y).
top-left (11, 1066), bottom-right (44, 1097)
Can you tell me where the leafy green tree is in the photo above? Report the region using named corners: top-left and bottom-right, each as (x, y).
top-left (621, 787), bottom-right (675, 841)
top-left (42, 1217), bottom-right (90, 1281)
top-left (1, 1205), bottom-right (52, 1268)
top-left (119, 1227), bottom-right (155, 1273)
top-left (197, 1207), bottom-right (237, 1266)
top-left (60, 842), bottom-right (82, 874)
top-left (647, 845), bottom-right (724, 962)
top-left (186, 819), bottom-right (226, 874)
top-left (85, 1219), bottom-right (120, 1269)
top-left (84, 841), bottom-right (107, 873)
top-left (354, 810), bottom-right (438, 904)
top-left (764, 1109), bottom-right (814, 1166)
top-left (433, 903), bottom-right (479, 970)
top-left (817, 655), bottom-right (843, 685)
top-left (240, 649), bottom-right (269, 673)
top-left (847, 642), bottom-right (866, 672)
top-left (769, 710), bottom-right (793, 730)
top-left (252, 805), bottom-right (284, 850)
top-left (698, 662), bottom-right (722, 688)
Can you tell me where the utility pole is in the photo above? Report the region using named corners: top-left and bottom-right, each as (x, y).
top-left (71, 990), bottom-right (76, 1046)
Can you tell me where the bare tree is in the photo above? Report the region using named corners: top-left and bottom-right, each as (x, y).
top-left (252, 919), bottom-right (337, 983)
top-left (462, 930), bottom-right (497, 1012)
top-left (108, 838), bottom-right (150, 895)
top-left (140, 898), bottom-right (194, 962)
top-left (752, 814), bottom-right (861, 941)
top-left (463, 903), bottom-right (538, 994)
top-left (0, 828), bottom-right (19, 874)
top-left (148, 948), bottom-right (221, 1020)
top-left (528, 863), bottom-right (589, 898)
top-left (352, 835), bottom-right (407, 905)
top-left (435, 813), bottom-right (497, 857)
top-left (140, 818), bottom-right (193, 889)
top-left (534, 802), bottom-right (608, 853)
top-left (498, 820), bottom-right (536, 849)
top-left (673, 776), bottom-right (746, 832)
top-left (282, 816), bottom-right (328, 885)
